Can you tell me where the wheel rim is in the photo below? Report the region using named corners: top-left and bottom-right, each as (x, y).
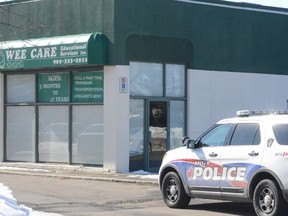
top-left (258, 187), bottom-right (275, 214)
top-left (165, 178), bottom-right (179, 203)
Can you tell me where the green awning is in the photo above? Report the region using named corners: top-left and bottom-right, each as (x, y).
top-left (0, 32), bottom-right (107, 70)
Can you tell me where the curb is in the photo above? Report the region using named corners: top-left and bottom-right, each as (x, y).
top-left (0, 163), bottom-right (159, 186)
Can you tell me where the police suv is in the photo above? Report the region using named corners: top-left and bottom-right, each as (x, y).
top-left (159, 110), bottom-right (288, 216)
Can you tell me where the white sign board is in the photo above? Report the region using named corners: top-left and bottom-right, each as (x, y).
top-left (119, 77), bottom-right (128, 93)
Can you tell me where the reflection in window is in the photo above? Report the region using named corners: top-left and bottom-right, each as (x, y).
top-left (129, 99), bottom-right (144, 171)
top-left (130, 99), bottom-right (144, 156)
top-left (166, 64), bottom-right (185, 97)
top-left (199, 124), bottom-right (231, 147)
top-left (273, 124), bottom-right (288, 145)
top-left (38, 106), bottom-right (68, 162)
top-left (230, 123), bottom-right (260, 145)
top-left (6, 106), bottom-right (35, 161)
top-left (130, 62), bottom-right (163, 96)
top-left (72, 105), bottom-right (103, 165)
top-left (7, 74), bottom-right (35, 103)
top-left (170, 101), bottom-right (185, 149)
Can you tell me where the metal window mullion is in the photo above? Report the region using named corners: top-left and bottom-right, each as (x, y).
top-left (35, 73), bottom-right (39, 163)
top-left (163, 64), bottom-right (166, 97)
top-left (3, 107), bottom-right (6, 161)
top-left (35, 105), bottom-right (39, 163)
top-left (166, 101), bottom-right (170, 151)
top-left (144, 98), bottom-right (149, 171)
top-left (68, 71), bottom-right (72, 165)
top-left (3, 74), bottom-right (7, 161)
top-left (184, 65), bottom-right (188, 137)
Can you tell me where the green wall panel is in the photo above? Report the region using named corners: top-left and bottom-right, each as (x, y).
top-left (114, 0), bottom-right (288, 74)
top-left (1, 0), bottom-right (288, 74)
top-left (0, 0), bottom-right (104, 40)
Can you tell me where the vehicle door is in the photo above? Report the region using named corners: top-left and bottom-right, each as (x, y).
top-left (186, 124), bottom-right (232, 199)
top-left (220, 122), bottom-right (264, 200)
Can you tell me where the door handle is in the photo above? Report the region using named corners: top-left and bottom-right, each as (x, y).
top-left (248, 151), bottom-right (259, 157)
top-left (209, 152), bottom-right (218, 157)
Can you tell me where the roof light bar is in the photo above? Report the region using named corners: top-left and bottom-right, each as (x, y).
top-left (236, 110), bottom-right (250, 117)
top-left (236, 110), bottom-right (288, 117)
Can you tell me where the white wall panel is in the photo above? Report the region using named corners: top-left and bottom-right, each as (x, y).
top-left (188, 69), bottom-right (288, 139)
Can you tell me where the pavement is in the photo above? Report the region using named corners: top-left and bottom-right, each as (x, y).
top-left (0, 162), bottom-right (159, 185)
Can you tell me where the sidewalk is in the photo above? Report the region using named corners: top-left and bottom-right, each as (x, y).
top-left (0, 162), bottom-right (159, 185)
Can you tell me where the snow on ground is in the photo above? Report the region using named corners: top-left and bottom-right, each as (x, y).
top-left (0, 183), bottom-right (63, 216)
top-left (126, 170), bottom-right (159, 180)
top-left (0, 167), bottom-right (50, 173)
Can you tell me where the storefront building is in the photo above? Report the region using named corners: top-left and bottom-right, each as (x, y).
top-left (1, 32), bottom-right (107, 164)
top-left (0, 0), bottom-right (288, 172)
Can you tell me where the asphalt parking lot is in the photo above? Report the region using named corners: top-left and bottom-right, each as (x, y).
top-left (0, 163), bottom-right (256, 216)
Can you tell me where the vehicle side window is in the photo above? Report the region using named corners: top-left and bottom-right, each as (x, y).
top-left (230, 123), bottom-right (260, 146)
top-left (198, 124), bottom-right (231, 147)
top-left (272, 124), bottom-right (288, 145)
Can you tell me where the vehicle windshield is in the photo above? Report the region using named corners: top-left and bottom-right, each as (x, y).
top-left (272, 124), bottom-right (288, 145)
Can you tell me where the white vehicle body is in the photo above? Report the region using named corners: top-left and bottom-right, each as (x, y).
top-left (159, 111), bottom-right (288, 216)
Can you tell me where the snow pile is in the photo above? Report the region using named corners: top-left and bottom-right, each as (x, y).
top-left (0, 183), bottom-right (31, 216)
top-left (127, 170), bottom-right (159, 180)
top-left (0, 183), bottom-right (62, 216)
top-left (0, 167), bottom-right (50, 173)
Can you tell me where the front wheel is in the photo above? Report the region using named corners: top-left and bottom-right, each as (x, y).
top-left (161, 171), bottom-right (190, 208)
top-left (253, 179), bottom-right (286, 216)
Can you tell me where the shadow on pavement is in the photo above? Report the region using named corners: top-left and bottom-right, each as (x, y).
top-left (187, 201), bottom-right (255, 216)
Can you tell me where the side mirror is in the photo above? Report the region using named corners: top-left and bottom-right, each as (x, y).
top-left (182, 136), bottom-right (196, 149)
top-left (182, 136), bottom-right (190, 146)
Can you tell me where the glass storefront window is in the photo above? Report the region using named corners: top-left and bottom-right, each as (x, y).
top-left (7, 74), bottom-right (35, 103)
top-left (130, 62), bottom-right (163, 96)
top-left (6, 106), bottom-right (35, 161)
top-left (72, 105), bottom-right (103, 165)
top-left (129, 62), bottom-right (186, 171)
top-left (38, 106), bottom-right (69, 162)
top-left (129, 99), bottom-right (145, 170)
top-left (166, 64), bottom-right (185, 97)
top-left (5, 70), bottom-right (104, 165)
top-left (170, 101), bottom-right (185, 149)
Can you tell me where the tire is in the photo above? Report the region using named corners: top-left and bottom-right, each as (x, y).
top-left (253, 179), bottom-right (286, 216)
top-left (161, 171), bottom-right (191, 208)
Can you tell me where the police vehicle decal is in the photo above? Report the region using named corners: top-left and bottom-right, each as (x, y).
top-left (169, 159), bottom-right (262, 188)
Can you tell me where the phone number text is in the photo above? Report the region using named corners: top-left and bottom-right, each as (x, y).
top-left (53, 57), bottom-right (88, 65)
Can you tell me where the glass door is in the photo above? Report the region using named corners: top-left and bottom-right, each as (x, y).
top-left (148, 101), bottom-right (167, 172)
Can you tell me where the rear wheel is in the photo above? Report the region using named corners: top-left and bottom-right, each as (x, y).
top-left (253, 179), bottom-right (286, 216)
top-left (161, 171), bottom-right (190, 208)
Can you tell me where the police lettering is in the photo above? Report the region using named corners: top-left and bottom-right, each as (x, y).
top-left (190, 166), bottom-right (246, 181)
